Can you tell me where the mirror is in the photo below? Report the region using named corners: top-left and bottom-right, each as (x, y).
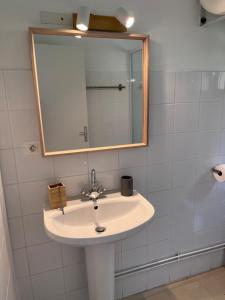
top-left (30, 28), bottom-right (149, 156)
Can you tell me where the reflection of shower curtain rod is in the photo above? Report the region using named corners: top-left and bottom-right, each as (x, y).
top-left (86, 84), bottom-right (126, 91)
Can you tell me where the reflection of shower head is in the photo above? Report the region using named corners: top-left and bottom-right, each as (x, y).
top-left (200, 0), bottom-right (225, 15)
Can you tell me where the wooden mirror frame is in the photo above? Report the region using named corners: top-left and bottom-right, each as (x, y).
top-left (30, 27), bottom-right (150, 156)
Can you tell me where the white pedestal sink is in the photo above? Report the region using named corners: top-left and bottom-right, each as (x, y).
top-left (44, 191), bottom-right (155, 300)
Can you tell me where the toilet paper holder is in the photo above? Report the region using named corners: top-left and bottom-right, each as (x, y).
top-left (212, 168), bottom-right (223, 176)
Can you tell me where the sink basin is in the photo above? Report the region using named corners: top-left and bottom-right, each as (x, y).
top-left (43, 191), bottom-right (155, 300)
top-left (44, 191), bottom-right (155, 246)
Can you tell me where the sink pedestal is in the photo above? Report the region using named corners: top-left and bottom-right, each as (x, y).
top-left (85, 243), bottom-right (115, 300)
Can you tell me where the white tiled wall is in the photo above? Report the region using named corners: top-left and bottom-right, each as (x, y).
top-left (0, 171), bottom-right (18, 300)
top-left (1, 69), bottom-right (225, 300)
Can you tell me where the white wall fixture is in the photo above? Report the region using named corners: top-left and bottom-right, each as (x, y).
top-left (24, 142), bottom-right (40, 155)
top-left (115, 7), bottom-right (135, 28)
top-left (200, 0), bottom-right (225, 26)
top-left (44, 191), bottom-right (155, 300)
top-left (76, 6), bottom-right (90, 31)
top-left (200, 0), bottom-right (225, 15)
top-left (212, 164), bottom-right (225, 182)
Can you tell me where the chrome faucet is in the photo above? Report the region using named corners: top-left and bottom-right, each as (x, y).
top-left (81, 169), bottom-right (106, 202)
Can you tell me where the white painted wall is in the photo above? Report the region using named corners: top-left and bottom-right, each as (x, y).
top-left (0, 171), bottom-right (18, 300)
top-left (35, 44), bottom-right (89, 151)
top-left (85, 42), bottom-right (131, 147)
top-left (1, 0), bottom-right (225, 71)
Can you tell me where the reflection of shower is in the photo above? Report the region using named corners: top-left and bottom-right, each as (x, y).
top-left (130, 49), bottom-right (143, 144)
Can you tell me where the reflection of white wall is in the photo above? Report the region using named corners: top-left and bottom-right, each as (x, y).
top-left (131, 50), bottom-right (143, 143)
top-left (85, 43), bottom-right (131, 147)
top-left (87, 89), bottom-right (130, 147)
top-left (35, 44), bottom-right (89, 151)
top-left (84, 41), bottom-right (129, 72)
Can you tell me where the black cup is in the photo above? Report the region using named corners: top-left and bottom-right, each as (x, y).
top-left (121, 175), bottom-right (133, 196)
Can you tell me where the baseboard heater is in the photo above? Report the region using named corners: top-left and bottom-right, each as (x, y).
top-left (115, 242), bottom-right (225, 279)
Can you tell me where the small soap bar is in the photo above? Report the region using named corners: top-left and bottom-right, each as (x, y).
top-left (48, 183), bottom-right (67, 209)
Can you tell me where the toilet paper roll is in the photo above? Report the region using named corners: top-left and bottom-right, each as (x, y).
top-left (212, 164), bottom-right (225, 182)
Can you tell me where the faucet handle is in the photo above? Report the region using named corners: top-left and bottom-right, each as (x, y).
top-left (81, 185), bottom-right (91, 197)
top-left (81, 187), bottom-right (87, 195)
top-left (97, 185), bottom-right (106, 195)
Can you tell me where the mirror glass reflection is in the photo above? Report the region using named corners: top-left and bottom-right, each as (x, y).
top-left (34, 34), bottom-right (144, 152)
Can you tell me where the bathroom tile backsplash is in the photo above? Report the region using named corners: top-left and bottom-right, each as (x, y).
top-left (1, 70), bottom-right (225, 299)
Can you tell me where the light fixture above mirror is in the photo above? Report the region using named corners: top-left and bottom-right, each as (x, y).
top-left (115, 7), bottom-right (135, 29)
top-left (76, 6), bottom-right (90, 31)
top-left (74, 6), bottom-right (135, 32)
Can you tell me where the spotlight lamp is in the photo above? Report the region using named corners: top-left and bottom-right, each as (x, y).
top-left (115, 7), bottom-right (135, 29)
top-left (76, 6), bottom-right (90, 31)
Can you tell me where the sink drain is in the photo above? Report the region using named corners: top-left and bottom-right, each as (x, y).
top-left (95, 226), bottom-right (106, 233)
